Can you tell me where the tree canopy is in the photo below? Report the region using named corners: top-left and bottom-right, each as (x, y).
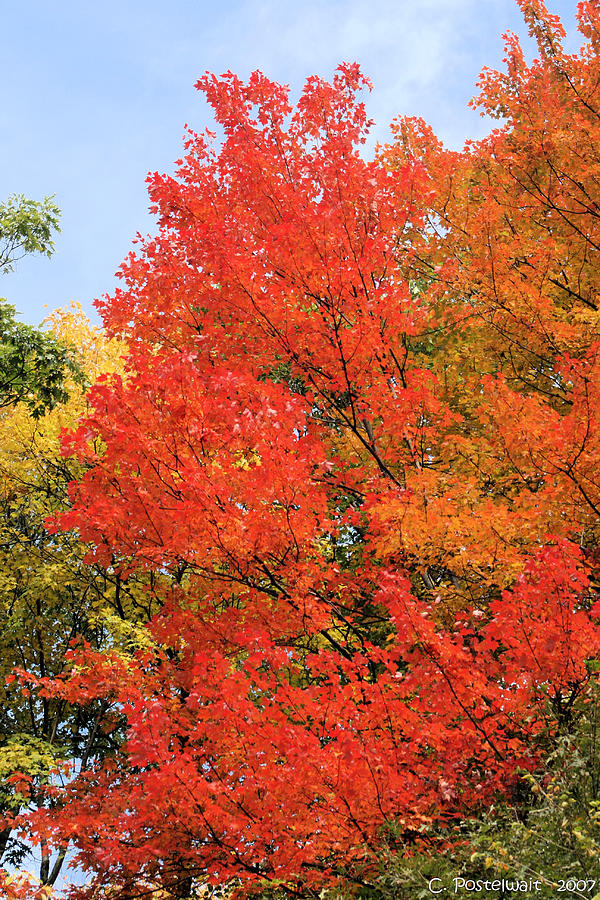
top-left (5, 2), bottom-right (600, 899)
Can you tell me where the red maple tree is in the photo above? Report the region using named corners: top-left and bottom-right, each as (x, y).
top-left (13, 3), bottom-right (600, 897)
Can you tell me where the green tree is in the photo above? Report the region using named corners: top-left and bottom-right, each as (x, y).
top-left (0, 194), bottom-right (60, 274)
top-left (0, 194), bottom-right (82, 416)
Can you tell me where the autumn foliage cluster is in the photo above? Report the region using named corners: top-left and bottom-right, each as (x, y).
top-left (4, 1), bottom-right (600, 897)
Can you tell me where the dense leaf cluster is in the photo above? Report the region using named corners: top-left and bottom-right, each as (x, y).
top-left (4, 2), bottom-right (600, 899)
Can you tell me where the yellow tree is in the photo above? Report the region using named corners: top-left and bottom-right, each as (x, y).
top-left (0, 305), bottom-right (160, 892)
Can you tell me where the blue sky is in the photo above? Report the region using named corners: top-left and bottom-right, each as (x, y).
top-left (1, 0), bottom-right (580, 327)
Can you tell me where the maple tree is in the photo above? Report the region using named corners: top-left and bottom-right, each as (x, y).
top-left (8, 2), bottom-right (600, 898)
top-left (381, 0), bottom-right (600, 599)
